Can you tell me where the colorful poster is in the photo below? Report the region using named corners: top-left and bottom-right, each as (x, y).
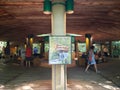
top-left (49, 36), bottom-right (71, 64)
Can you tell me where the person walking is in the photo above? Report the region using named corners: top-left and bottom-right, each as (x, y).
top-left (85, 46), bottom-right (99, 73)
top-left (25, 46), bottom-right (32, 67)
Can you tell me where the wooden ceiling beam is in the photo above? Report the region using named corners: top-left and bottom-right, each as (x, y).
top-left (75, 0), bottom-right (120, 6)
top-left (0, 2), bottom-right (43, 6)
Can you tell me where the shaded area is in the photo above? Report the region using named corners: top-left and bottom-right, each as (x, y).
top-left (98, 58), bottom-right (120, 87)
top-left (0, 58), bottom-right (120, 90)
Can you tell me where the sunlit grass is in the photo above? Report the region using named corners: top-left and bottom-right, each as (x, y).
top-left (15, 85), bottom-right (33, 90)
top-left (98, 83), bottom-right (120, 90)
top-left (75, 84), bottom-right (83, 89)
top-left (85, 85), bottom-right (93, 90)
top-left (1, 80), bottom-right (120, 90)
top-left (0, 84), bottom-right (5, 89)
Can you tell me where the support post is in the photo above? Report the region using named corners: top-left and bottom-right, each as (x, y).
top-left (85, 34), bottom-right (91, 52)
top-left (51, 0), bottom-right (67, 90)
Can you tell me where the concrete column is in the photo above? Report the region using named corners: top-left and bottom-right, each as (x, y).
top-left (25, 34), bottom-right (33, 57)
top-left (40, 41), bottom-right (45, 57)
top-left (75, 40), bottom-right (79, 58)
top-left (109, 41), bottom-right (112, 56)
top-left (52, 0), bottom-right (66, 35)
top-left (4, 41), bottom-right (10, 56)
top-left (26, 34), bottom-right (34, 48)
top-left (25, 35), bottom-right (33, 67)
top-left (51, 0), bottom-right (67, 90)
top-left (85, 34), bottom-right (91, 52)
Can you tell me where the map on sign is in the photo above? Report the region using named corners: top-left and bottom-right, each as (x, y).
top-left (49, 36), bottom-right (71, 64)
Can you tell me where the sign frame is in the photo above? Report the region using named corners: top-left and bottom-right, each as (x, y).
top-left (49, 36), bottom-right (72, 64)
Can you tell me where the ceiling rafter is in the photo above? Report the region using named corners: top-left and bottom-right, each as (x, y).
top-left (0, 0), bottom-right (120, 43)
top-left (0, 1), bottom-right (43, 6)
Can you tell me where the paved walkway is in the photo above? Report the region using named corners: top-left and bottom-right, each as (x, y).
top-left (0, 58), bottom-right (120, 90)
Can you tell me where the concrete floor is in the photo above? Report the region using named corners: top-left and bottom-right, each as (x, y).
top-left (0, 58), bottom-right (120, 90)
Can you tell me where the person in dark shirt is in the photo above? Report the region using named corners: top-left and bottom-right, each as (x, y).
top-left (33, 47), bottom-right (38, 56)
top-left (25, 46), bottom-right (32, 67)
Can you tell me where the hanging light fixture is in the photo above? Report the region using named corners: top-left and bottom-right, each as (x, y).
top-left (66, 0), bottom-right (74, 14)
top-left (43, 0), bottom-right (52, 14)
